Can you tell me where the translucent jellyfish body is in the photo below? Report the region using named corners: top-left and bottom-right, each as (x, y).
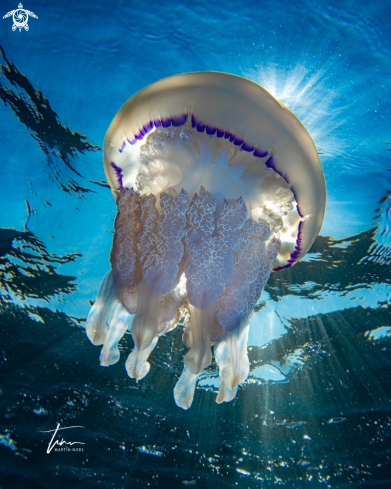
top-left (86, 72), bottom-right (326, 409)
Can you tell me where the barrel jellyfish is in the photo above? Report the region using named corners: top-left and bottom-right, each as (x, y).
top-left (86, 72), bottom-right (326, 409)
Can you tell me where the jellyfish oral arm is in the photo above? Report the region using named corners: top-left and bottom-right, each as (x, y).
top-left (88, 185), bottom-right (280, 409)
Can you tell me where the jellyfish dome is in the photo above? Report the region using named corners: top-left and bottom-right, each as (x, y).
top-left (86, 72), bottom-right (326, 409)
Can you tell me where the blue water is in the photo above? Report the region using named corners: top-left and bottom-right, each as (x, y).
top-left (0, 0), bottom-right (390, 487)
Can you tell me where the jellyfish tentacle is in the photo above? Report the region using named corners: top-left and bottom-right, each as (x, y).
top-left (183, 301), bottom-right (215, 374)
top-left (212, 224), bottom-right (281, 403)
top-left (86, 270), bottom-right (117, 345)
top-left (100, 302), bottom-right (132, 367)
top-left (130, 271), bottom-right (163, 351)
top-left (156, 274), bottom-right (187, 336)
top-left (126, 279), bottom-right (187, 381)
top-left (110, 189), bottom-right (142, 313)
top-left (174, 189), bottom-right (248, 408)
top-left (128, 192), bottom-right (161, 350)
top-left (180, 188), bottom-right (219, 393)
top-left (125, 337), bottom-right (158, 381)
top-left (215, 317), bottom-right (250, 404)
top-left (126, 189), bottom-right (188, 380)
top-left (174, 366), bottom-right (200, 410)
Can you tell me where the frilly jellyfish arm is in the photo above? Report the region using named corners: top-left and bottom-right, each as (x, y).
top-left (86, 271), bottom-right (132, 367)
top-left (99, 302), bottom-right (132, 367)
top-left (173, 190), bottom-right (248, 408)
top-left (175, 201), bottom-right (281, 409)
top-left (124, 188), bottom-right (188, 380)
top-left (214, 227), bottom-right (281, 404)
top-left (86, 270), bottom-right (116, 346)
top-left (214, 318), bottom-right (250, 404)
top-left (86, 71), bottom-right (326, 409)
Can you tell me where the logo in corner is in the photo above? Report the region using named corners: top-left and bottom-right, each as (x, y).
top-left (3, 3), bottom-right (38, 32)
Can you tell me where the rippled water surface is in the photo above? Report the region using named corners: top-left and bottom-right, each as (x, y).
top-left (1, 0), bottom-right (391, 487)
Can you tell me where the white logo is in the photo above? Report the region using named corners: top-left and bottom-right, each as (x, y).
top-left (3, 3), bottom-right (38, 32)
top-left (40, 423), bottom-right (85, 454)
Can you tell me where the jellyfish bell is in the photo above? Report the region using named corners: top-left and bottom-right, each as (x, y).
top-left (86, 72), bottom-right (326, 409)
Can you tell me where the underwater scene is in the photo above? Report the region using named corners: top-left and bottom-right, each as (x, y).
top-left (0, 0), bottom-right (390, 487)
